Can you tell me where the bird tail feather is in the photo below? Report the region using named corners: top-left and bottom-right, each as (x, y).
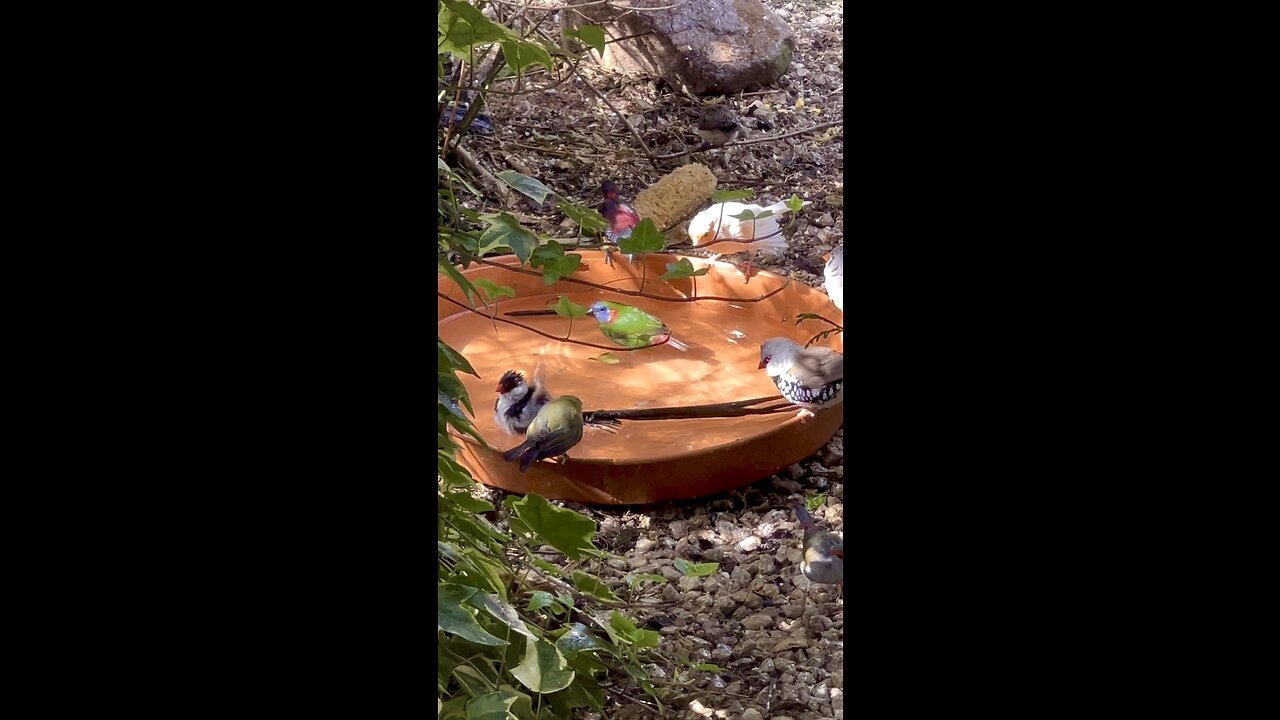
top-left (665, 336), bottom-right (689, 352)
top-left (503, 441), bottom-right (534, 464)
top-left (794, 504), bottom-right (815, 528)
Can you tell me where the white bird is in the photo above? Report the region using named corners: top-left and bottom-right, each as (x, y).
top-left (688, 198), bottom-right (811, 283)
top-left (824, 244), bottom-right (843, 312)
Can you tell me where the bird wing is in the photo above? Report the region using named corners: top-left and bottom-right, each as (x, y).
top-left (532, 424), bottom-right (582, 458)
top-left (790, 346), bottom-right (844, 388)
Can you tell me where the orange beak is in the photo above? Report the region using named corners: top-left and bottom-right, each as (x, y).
top-left (823, 251), bottom-right (831, 263)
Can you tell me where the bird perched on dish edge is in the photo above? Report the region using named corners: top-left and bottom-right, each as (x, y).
top-left (502, 395), bottom-right (585, 472)
top-left (600, 180), bottom-right (641, 265)
top-left (759, 337), bottom-right (843, 421)
top-left (697, 104), bottom-right (742, 149)
top-left (587, 300), bottom-right (689, 351)
top-left (824, 244), bottom-right (843, 313)
top-left (795, 504), bottom-right (843, 590)
top-left (687, 198), bottom-right (811, 283)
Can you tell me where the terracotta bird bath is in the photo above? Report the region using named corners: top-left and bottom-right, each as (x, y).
top-left (437, 251), bottom-right (844, 505)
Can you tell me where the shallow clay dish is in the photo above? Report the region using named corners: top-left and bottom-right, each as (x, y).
top-left (438, 251), bottom-right (844, 505)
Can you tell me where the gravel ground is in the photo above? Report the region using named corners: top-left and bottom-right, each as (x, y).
top-left (476, 425), bottom-right (844, 719)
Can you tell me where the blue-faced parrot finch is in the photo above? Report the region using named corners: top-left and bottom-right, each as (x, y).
top-left (587, 300), bottom-right (689, 351)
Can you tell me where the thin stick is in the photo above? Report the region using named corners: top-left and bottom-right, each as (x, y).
top-left (437, 292), bottom-right (671, 352)
top-left (583, 395), bottom-right (796, 421)
top-left (469, 256), bottom-right (792, 303)
top-left (650, 120), bottom-right (843, 160)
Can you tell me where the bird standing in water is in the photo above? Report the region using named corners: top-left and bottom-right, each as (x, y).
top-left (502, 395), bottom-right (585, 472)
top-left (587, 300), bottom-right (689, 351)
top-left (493, 368), bottom-right (551, 436)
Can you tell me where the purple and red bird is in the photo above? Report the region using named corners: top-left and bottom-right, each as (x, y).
top-left (601, 180), bottom-right (640, 264)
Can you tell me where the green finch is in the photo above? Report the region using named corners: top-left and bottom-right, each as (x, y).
top-left (587, 301), bottom-right (688, 351)
top-left (501, 395), bottom-right (585, 472)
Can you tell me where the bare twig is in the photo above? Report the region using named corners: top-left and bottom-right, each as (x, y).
top-left (650, 120), bottom-right (843, 160)
top-left (455, 143), bottom-right (515, 208)
top-left (437, 292), bottom-right (673, 352)
top-left (583, 395), bottom-right (793, 421)
top-left (468, 256), bottom-right (792, 303)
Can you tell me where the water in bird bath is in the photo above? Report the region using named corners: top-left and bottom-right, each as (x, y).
top-left (438, 253), bottom-right (844, 470)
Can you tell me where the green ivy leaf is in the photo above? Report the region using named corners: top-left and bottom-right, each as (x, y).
top-left (572, 571), bottom-right (621, 603)
top-left (691, 663), bottom-right (722, 672)
top-left (439, 584), bottom-right (508, 646)
top-left (731, 208), bottom-right (764, 221)
top-left (495, 170), bottom-right (553, 205)
top-left (463, 689), bottom-right (522, 720)
top-left (659, 258), bottom-right (710, 281)
top-left (616, 218), bottom-right (665, 256)
top-left (439, 338), bottom-right (479, 377)
top-left (711, 188), bottom-right (753, 202)
top-left (674, 558), bottom-right (718, 577)
top-left (576, 25), bottom-right (606, 54)
top-left (511, 638), bottom-right (576, 694)
top-left (529, 556), bottom-right (562, 577)
top-left (438, 1), bottom-right (516, 57)
top-left (437, 372), bottom-right (474, 416)
top-left (805, 495), bottom-right (825, 512)
top-left (528, 591), bottom-right (556, 613)
top-left (629, 628), bottom-right (660, 651)
top-left (530, 242), bottom-right (583, 285)
top-left (785, 194), bottom-right (805, 213)
top-left (501, 39), bottom-right (554, 75)
top-left (471, 592), bottom-right (537, 640)
top-left (555, 622), bottom-right (607, 657)
top-left (472, 278), bottom-right (516, 301)
top-left (548, 295), bottom-right (590, 319)
top-left (439, 258), bottom-right (482, 307)
top-left (444, 490), bottom-right (493, 513)
top-left (510, 494), bottom-right (596, 561)
top-left (477, 213), bottom-right (539, 263)
top-left (591, 352), bottom-right (620, 364)
top-left (557, 199), bottom-right (608, 234)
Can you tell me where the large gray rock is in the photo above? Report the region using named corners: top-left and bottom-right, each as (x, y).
top-left (567, 0), bottom-right (794, 94)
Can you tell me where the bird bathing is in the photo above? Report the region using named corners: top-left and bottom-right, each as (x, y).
top-left (437, 251), bottom-right (844, 505)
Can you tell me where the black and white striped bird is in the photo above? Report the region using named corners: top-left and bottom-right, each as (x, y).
top-left (494, 369), bottom-right (552, 436)
top-left (758, 337), bottom-right (844, 421)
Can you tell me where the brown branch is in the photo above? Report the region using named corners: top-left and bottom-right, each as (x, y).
top-left (469, 256), bottom-right (792, 303)
top-left (650, 120), bottom-right (843, 160)
top-left (583, 395), bottom-right (795, 421)
top-left (454, 143), bottom-right (515, 208)
top-left (437, 292), bottom-right (671, 352)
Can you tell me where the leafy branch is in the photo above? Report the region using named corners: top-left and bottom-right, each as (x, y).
top-left (796, 312), bottom-right (844, 348)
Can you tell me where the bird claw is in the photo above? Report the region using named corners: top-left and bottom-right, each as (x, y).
top-left (796, 408), bottom-right (816, 423)
top-left (737, 259), bottom-right (758, 284)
